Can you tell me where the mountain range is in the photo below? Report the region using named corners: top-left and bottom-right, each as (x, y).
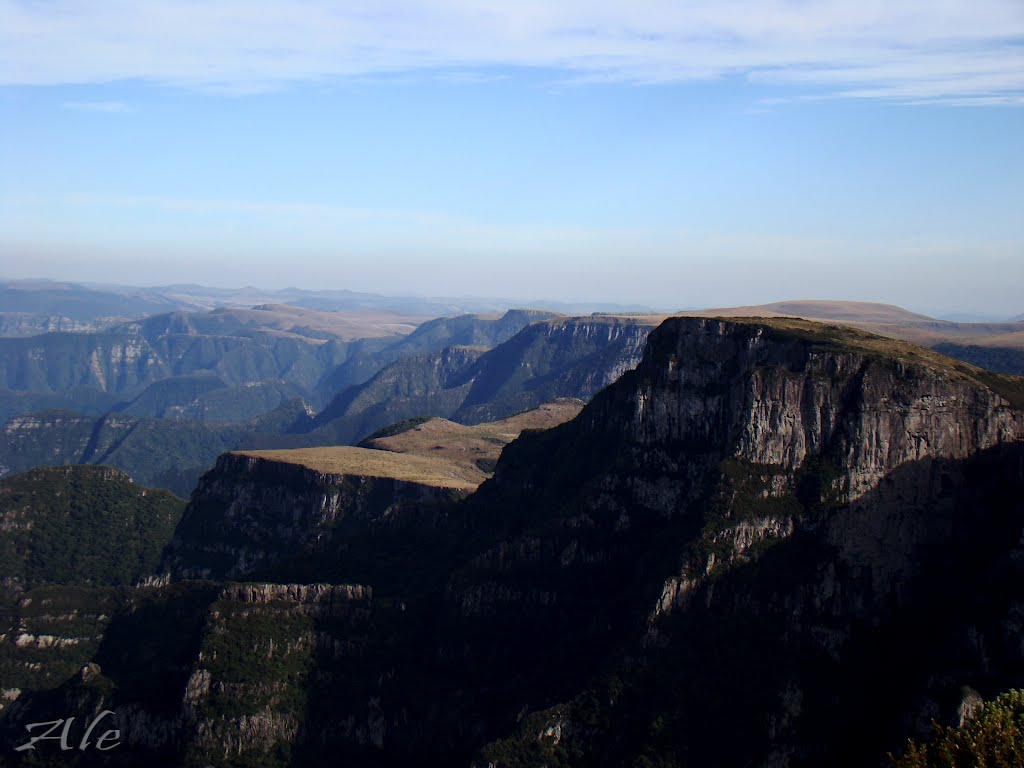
top-left (0, 279), bottom-right (658, 336)
top-left (0, 310), bottom-right (655, 496)
top-left (1, 313), bottom-right (1023, 766)
top-left (2, 292), bottom-right (1023, 507)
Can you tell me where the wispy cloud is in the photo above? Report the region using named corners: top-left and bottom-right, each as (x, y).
top-left (61, 100), bottom-right (135, 113)
top-left (1, 1), bottom-right (1022, 103)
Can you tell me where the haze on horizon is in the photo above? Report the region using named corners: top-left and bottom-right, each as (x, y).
top-left (1, 1), bottom-right (1022, 317)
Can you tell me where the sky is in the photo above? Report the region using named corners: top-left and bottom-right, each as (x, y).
top-left (1, 1), bottom-right (1023, 316)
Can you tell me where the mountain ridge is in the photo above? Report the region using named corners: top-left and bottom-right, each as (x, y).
top-left (4, 316), bottom-right (1018, 765)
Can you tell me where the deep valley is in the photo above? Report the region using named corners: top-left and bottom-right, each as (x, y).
top-left (2, 301), bottom-right (1023, 767)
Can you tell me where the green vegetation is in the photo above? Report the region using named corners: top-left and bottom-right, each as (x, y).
top-left (182, 597), bottom-right (317, 768)
top-left (454, 316), bottom-right (660, 423)
top-left (935, 343), bottom-right (1024, 378)
top-left (94, 581), bottom-right (221, 712)
top-left (356, 415), bottom-right (433, 443)
top-left (974, 370), bottom-right (1024, 410)
top-left (196, 599), bottom-right (315, 719)
top-left (890, 690), bottom-right (1024, 768)
top-left (0, 585), bottom-right (121, 694)
top-left (0, 465), bottom-right (185, 587)
top-left (0, 399), bottom-right (315, 497)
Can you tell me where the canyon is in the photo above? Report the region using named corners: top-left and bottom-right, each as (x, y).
top-left (1, 315), bottom-right (1023, 767)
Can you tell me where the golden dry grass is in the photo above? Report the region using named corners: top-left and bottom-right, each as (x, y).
top-left (206, 304), bottom-right (433, 342)
top-left (683, 301), bottom-right (1024, 352)
top-left (232, 446), bottom-right (482, 489)
top-left (684, 300), bottom-right (932, 324)
top-left (366, 399), bottom-right (584, 460)
top-left (708, 316), bottom-right (1024, 409)
top-left (551, 313), bottom-right (671, 327)
top-left (233, 399), bottom-right (585, 490)
top-left (957, 331), bottom-right (1024, 349)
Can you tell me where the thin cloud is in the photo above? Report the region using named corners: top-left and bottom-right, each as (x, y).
top-left (1, 1), bottom-right (1022, 103)
top-left (61, 100), bottom-right (135, 113)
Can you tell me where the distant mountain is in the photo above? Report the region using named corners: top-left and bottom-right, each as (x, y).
top-left (0, 314), bottom-right (126, 337)
top-left (312, 308), bottom-right (560, 401)
top-left (119, 376), bottom-right (306, 422)
top-left (0, 313), bottom-right (657, 497)
top-left (0, 310), bottom-right (562, 496)
top-left (0, 308), bottom-right (561, 423)
top-left (0, 281), bottom-right (198, 322)
top-left (0, 400), bottom-right (314, 497)
top-left (0, 279), bottom-right (485, 327)
top-left (692, 299), bottom-right (936, 324)
top-left (452, 314), bottom-right (664, 423)
top-left (936, 312), bottom-right (1014, 323)
top-left (0, 279), bottom-right (654, 337)
top-left (310, 314), bottom-right (663, 445)
top-left (114, 303), bottom-right (428, 342)
top-left (4, 317), bottom-right (1021, 765)
top-left (0, 327), bottom-right (351, 405)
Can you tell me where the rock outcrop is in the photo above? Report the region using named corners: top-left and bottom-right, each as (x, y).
top-left (3, 316), bottom-right (1023, 768)
top-left (462, 317), bottom-right (1024, 767)
top-left (165, 451), bottom-right (469, 581)
top-left (312, 314), bottom-right (659, 443)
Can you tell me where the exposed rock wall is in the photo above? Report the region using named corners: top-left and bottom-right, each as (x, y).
top-left (4, 316), bottom-right (1023, 768)
top-left (460, 317), bottom-right (1024, 767)
top-left (166, 452), bottom-right (468, 580)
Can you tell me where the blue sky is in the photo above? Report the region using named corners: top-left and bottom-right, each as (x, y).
top-left (1, 1), bottom-right (1023, 315)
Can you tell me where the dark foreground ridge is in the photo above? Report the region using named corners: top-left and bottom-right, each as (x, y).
top-left (2, 316), bottom-right (1023, 767)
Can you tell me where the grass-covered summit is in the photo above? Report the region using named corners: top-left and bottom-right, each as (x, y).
top-left (235, 399), bottom-right (585, 491)
top-left (702, 315), bottom-right (1024, 409)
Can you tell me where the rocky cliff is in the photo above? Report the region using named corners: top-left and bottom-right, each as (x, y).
top-left (453, 314), bottom-right (656, 423)
top-left (165, 451), bottom-right (469, 581)
top-left (0, 310), bottom-right (563, 496)
top-left (460, 317), bottom-right (1024, 767)
top-left (0, 400), bottom-right (315, 498)
top-left (312, 314), bottom-right (659, 444)
top-left (3, 316), bottom-right (1023, 768)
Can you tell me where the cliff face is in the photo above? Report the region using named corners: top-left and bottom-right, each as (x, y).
top-left (601, 318), bottom-right (1021, 607)
top-left (461, 317), bottom-right (1024, 767)
top-left (4, 316), bottom-right (1023, 768)
top-left (312, 315), bottom-right (657, 444)
top-left (634, 318), bottom-right (1017, 489)
top-left (180, 582), bottom-right (376, 766)
top-left (454, 315), bottom-right (655, 423)
top-left (311, 345), bottom-right (485, 443)
top-left (1, 581), bottom-right (380, 767)
top-left (0, 312), bottom-right (646, 496)
top-left (0, 399), bottom-right (317, 498)
top-left (165, 451), bottom-right (468, 581)
top-left (0, 314), bottom-right (119, 337)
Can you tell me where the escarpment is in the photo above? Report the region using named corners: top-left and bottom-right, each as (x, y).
top-left (462, 317), bottom-right (1024, 767)
top-left (164, 451), bottom-right (471, 581)
top-left (165, 400), bottom-right (584, 583)
top-left (3, 316), bottom-right (1023, 768)
top-left (311, 314), bottom-right (659, 443)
